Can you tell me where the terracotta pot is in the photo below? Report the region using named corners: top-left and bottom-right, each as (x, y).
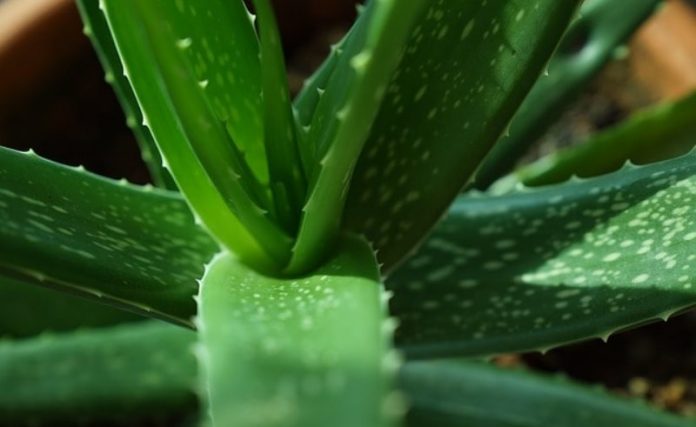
top-left (628, 0), bottom-right (696, 100)
top-left (0, 0), bottom-right (87, 115)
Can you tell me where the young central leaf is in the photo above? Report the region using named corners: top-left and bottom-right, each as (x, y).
top-left (100, 0), bottom-right (303, 272)
top-left (197, 236), bottom-right (398, 427)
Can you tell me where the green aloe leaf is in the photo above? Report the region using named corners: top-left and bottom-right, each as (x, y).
top-left (0, 322), bottom-right (197, 426)
top-left (504, 91), bottom-right (696, 188)
top-left (253, 0), bottom-right (307, 233)
top-left (76, 0), bottom-right (175, 190)
top-left (2, 322), bottom-right (690, 426)
top-left (344, 0), bottom-right (581, 271)
top-left (100, 0), bottom-right (292, 270)
top-left (402, 361), bottom-right (693, 427)
top-left (198, 236), bottom-right (397, 427)
top-left (0, 147), bottom-right (217, 327)
top-left (473, 0), bottom-right (664, 189)
top-left (388, 151), bottom-right (696, 358)
top-left (0, 275), bottom-right (139, 339)
top-left (287, 0), bottom-right (427, 274)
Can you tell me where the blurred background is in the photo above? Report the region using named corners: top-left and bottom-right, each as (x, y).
top-left (1, 0), bottom-right (696, 418)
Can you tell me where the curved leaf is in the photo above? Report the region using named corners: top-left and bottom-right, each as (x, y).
top-left (0, 147), bottom-right (217, 327)
top-left (388, 151), bottom-right (696, 358)
top-left (508, 91), bottom-right (696, 187)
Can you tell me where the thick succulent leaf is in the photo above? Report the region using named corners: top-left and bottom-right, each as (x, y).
top-left (292, 7), bottom-right (371, 178)
top-left (473, 0), bottom-right (663, 189)
top-left (101, 0), bottom-right (292, 270)
top-left (76, 0), bottom-right (175, 190)
top-left (253, 0), bottom-right (307, 232)
top-left (0, 147), bottom-right (217, 327)
top-left (344, 0), bottom-right (581, 271)
top-left (0, 275), bottom-right (139, 339)
top-left (287, 0), bottom-right (427, 274)
top-left (0, 322), bottom-right (197, 426)
top-left (388, 150), bottom-right (696, 358)
top-left (198, 236), bottom-right (398, 427)
top-left (402, 361), bottom-right (693, 427)
top-left (3, 322), bottom-right (690, 427)
top-left (504, 91), bottom-right (696, 188)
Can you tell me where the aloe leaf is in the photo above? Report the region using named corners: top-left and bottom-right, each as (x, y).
top-left (402, 361), bottom-right (693, 427)
top-left (0, 275), bottom-right (139, 338)
top-left (473, 0), bottom-right (664, 189)
top-left (286, 0), bottom-right (427, 274)
top-left (344, 1), bottom-right (581, 272)
top-left (0, 322), bottom-right (197, 426)
top-left (3, 322), bottom-right (690, 427)
top-left (504, 91), bottom-right (696, 188)
top-left (76, 0), bottom-right (175, 190)
top-left (198, 236), bottom-right (397, 427)
top-left (388, 151), bottom-right (696, 358)
top-left (0, 147), bottom-right (217, 327)
top-left (252, 0), bottom-right (307, 233)
top-left (100, 0), bottom-right (292, 270)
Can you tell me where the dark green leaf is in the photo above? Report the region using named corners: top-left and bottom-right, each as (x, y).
top-left (388, 151), bottom-right (696, 358)
top-left (402, 361), bottom-right (693, 427)
top-left (506, 91), bottom-right (696, 188)
top-left (76, 0), bottom-right (175, 189)
top-left (344, 0), bottom-right (581, 271)
top-left (0, 147), bottom-right (217, 327)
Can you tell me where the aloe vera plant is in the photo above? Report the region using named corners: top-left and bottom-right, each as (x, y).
top-left (2, 0), bottom-right (696, 425)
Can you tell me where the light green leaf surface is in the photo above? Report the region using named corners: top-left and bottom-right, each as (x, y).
top-left (344, 0), bottom-right (581, 271)
top-left (253, 0), bottom-right (307, 233)
top-left (0, 322), bottom-right (197, 426)
top-left (473, 0), bottom-right (663, 189)
top-left (287, 0), bottom-right (427, 274)
top-left (0, 147), bottom-right (217, 327)
top-left (198, 236), bottom-right (397, 427)
top-left (101, 0), bottom-right (290, 270)
top-left (508, 91), bottom-right (696, 188)
top-left (76, 0), bottom-right (175, 189)
top-left (402, 361), bottom-right (693, 427)
top-left (388, 151), bottom-right (696, 358)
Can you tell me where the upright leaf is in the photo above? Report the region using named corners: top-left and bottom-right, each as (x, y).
top-left (287, 0), bottom-right (427, 274)
top-left (198, 236), bottom-right (398, 427)
top-left (76, 0), bottom-right (175, 189)
top-left (100, 0), bottom-right (292, 270)
top-left (253, 0), bottom-right (307, 233)
top-left (344, 0), bottom-right (581, 271)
